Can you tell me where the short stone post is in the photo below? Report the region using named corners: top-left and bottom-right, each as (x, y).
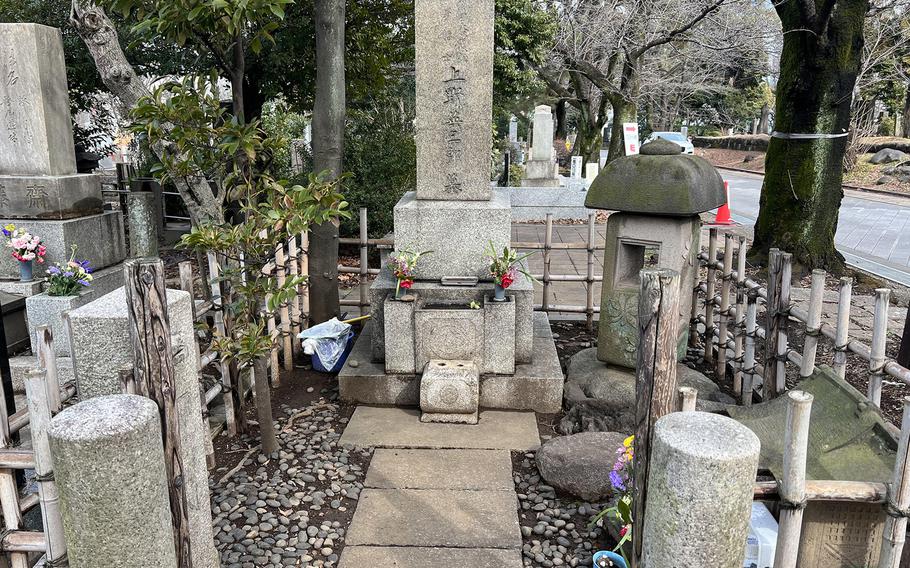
top-left (126, 191), bottom-right (159, 258)
top-left (48, 394), bottom-right (178, 568)
top-left (641, 411), bottom-right (760, 567)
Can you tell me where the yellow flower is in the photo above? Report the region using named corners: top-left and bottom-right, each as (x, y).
top-left (4, 224), bottom-right (15, 232)
top-left (623, 435), bottom-right (634, 448)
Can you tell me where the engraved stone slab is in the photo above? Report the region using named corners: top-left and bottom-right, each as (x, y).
top-left (0, 174), bottom-right (103, 219)
top-left (414, 307), bottom-right (483, 370)
top-left (384, 296), bottom-right (416, 373)
top-left (394, 190), bottom-right (511, 279)
top-left (530, 105), bottom-right (554, 162)
top-left (0, 24), bottom-right (77, 176)
top-left (420, 359), bottom-right (479, 423)
top-left (415, 0), bottom-right (494, 201)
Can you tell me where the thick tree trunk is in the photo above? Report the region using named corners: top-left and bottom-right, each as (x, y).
top-left (752, 0), bottom-right (869, 272)
top-left (309, 0), bottom-right (346, 324)
top-left (605, 60), bottom-right (640, 166)
top-left (554, 99), bottom-right (568, 140)
top-left (70, 1), bottom-right (224, 225)
top-left (253, 357), bottom-right (278, 455)
top-left (759, 103), bottom-right (771, 135)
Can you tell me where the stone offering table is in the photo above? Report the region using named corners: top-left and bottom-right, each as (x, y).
top-left (339, 0), bottom-right (563, 419)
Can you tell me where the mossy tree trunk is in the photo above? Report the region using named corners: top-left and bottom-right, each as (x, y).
top-left (752, 0), bottom-right (869, 272)
top-left (606, 58), bottom-right (641, 166)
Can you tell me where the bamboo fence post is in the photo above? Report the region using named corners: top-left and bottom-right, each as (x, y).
top-left (207, 253), bottom-right (236, 436)
top-left (764, 249), bottom-right (791, 400)
top-left (776, 253), bottom-right (793, 394)
top-left (704, 228), bottom-right (719, 365)
top-left (22, 369), bottom-right (65, 565)
top-left (542, 214), bottom-right (553, 312)
top-left (359, 208), bottom-right (369, 316)
top-left (773, 390), bottom-right (813, 568)
top-left (800, 270), bottom-right (827, 378)
top-left (300, 231), bottom-right (310, 327)
top-left (274, 243), bottom-right (293, 372)
top-left (178, 261), bottom-right (196, 321)
top-left (288, 236), bottom-right (302, 347)
top-left (0, 370), bottom-right (26, 568)
top-left (879, 396), bottom-right (910, 567)
top-left (742, 290), bottom-right (758, 406)
top-left (733, 237), bottom-right (747, 396)
top-left (869, 288), bottom-right (891, 407)
top-left (585, 213), bottom-right (596, 332)
top-left (833, 277), bottom-right (853, 379)
top-left (124, 258), bottom-right (194, 568)
top-left (688, 273), bottom-right (701, 349)
top-left (677, 386), bottom-right (697, 412)
top-left (632, 268), bottom-right (681, 568)
top-left (34, 326), bottom-right (61, 414)
top-left (715, 232), bottom-right (735, 380)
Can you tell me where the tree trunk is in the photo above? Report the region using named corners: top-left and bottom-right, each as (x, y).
top-left (309, 0), bottom-right (346, 324)
top-left (902, 83), bottom-right (910, 139)
top-left (759, 103), bottom-right (771, 135)
top-left (554, 99), bottom-right (568, 140)
top-left (253, 357), bottom-right (278, 455)
top-left (605, 59), bottom-right (641, 166)
top-left (70, 0), bottom-right (224, 226)
top-left (752, 0), bottom-right (868, 272)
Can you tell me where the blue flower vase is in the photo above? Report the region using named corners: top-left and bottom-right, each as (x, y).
top-left (593, 551), bottom-right (627, 568)
top-left (18, 260), bottom-right (33, 282)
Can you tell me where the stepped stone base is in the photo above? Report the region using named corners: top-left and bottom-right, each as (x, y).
top-left (339, 312), bottom-right (564, 413)
top-left (521, 159), bottom-right (559, 187)
top-left (0, 211), bottom-right (126, 279)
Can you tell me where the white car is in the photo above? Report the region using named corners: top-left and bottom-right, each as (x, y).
top-left (646, 131), bottom-right (695, 154)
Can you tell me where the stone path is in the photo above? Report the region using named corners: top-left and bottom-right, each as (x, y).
top-left (337, 406), bottom-right (540, 567)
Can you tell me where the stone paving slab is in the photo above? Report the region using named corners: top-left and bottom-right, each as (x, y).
top-left (338, 546), bottom-right (524, 568)
top-left (339, 406), bottom-right (540, 450)
top-left (364, 449), bottom-right (514, 490)
top-left (345, 489), bottom-right (522, 549)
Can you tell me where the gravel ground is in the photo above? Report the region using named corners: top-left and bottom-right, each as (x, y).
top-left (514, 452), bottom-right (612, 567)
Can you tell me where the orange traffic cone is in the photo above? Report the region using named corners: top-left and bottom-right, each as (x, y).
top-left (711, 181), bottom-right (735, 225)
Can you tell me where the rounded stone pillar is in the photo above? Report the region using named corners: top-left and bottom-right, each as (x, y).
top-left (642, 411), bottom-right (760, 567)
top-left (126, 191), bottom-right (159, 258)
top-left (49, 395), bottom-right (177, 568)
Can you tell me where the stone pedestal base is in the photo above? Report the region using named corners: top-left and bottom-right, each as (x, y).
top-left (340, 313), bottom-right (564, 413)
top-left (0, 173), bottom-right (103, 220)
top-left (420, 360), bottom-right (480, 424)
top-left (393, 190), bottom-right (511, 279)
top-left (0, 211), bottom-right (126, 279)
top-left (521, 159), bottom-right (559, 187)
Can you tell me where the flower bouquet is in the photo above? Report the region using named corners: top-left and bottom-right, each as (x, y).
top-left (45, 247), bottom-right (93, 296)
top-left (387, 247), bottom-right (431, 299)
top-left (3, 224), bottom-right (46, 281)
top-left (591, 435), bottom-right (634, 566)
top-left (484, 241), bottom-right (534, 301)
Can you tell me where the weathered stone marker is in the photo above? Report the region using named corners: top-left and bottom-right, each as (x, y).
top-left (522, 104), bottom-right (558, 187)
top-left (641, 411), bottom-right (760, 567)
top-left (0, 23), bottom-right (125, 278)
top-left (49, 394), bottom-right (178, 568)
top-left (126, 191), bottom-right (160, 257)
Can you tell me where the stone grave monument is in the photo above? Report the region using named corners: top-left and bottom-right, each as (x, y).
top-left (339, 0), bottom-right (563, 419)
top-left (0, 24), bottom-right (126, 289)
top-left (561, 138), bottom-right (728, 432)
top-left (521, 105), bottom-right (559, 187)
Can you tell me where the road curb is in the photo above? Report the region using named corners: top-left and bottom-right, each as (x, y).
top-left (715, 165), bottom-right (910, 200)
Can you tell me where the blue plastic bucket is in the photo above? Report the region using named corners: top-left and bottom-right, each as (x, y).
top-left (592, 551), bottom-right (627, 568)
top-left (312, 330), bottom-right (355, 373)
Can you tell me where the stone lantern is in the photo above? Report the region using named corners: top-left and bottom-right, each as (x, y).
top-left (584, 137), bottom-right (725, 367)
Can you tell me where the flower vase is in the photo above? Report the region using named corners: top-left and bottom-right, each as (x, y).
top-left (493, 284), bottom-right (506, 302)
top-left (18, 260), bottom-right (33, 282)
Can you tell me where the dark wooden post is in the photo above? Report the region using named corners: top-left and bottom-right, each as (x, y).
top-left (123, 258), bottom-right (194, 568)
top-left (763, 249), bottom-right (791, 400)
top-left (898, 310), bottom-right (910, 369)
top-left (254, 356), bottom-right (279, 455)
top-left (632, 268), bottom-right (681, 568)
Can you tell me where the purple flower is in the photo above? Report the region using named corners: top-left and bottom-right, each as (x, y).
top-left (48, 266), bottom-right (61, 275)
top-left (1, 229), bottom-right (9, 237)
top-left (63, 271), bottom-right (74, 278)
top-left (609, 470), bottom-right (626, 492)
top-left (77, 279), bottom-right (89, 286)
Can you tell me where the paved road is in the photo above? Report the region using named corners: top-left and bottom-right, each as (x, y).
top-left (723, 170), bottom-right (910, 286)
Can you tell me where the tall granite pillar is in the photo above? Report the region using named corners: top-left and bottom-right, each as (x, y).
top-left (396, 0), bottom-right (510, 279)
top-left (0, 24), bottom-right (125, 279)
top-left (522, 104), bottom-right (558, 187)
top-left (49, 395), bottom-right (178, 568)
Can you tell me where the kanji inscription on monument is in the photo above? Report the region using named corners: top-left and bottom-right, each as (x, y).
top-left (0, 24), bottom-right (77, 176)
top-left (414, 0), bottom-right (494, 201)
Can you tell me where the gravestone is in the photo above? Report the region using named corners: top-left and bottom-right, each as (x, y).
top-left (522, 105), bottom-right (559, 187)
top-left (340, 0), bottom-right (563, 417)
top-left (0, 23), bottom-right (125, 279)
top-left (570, 156), bottom-right (583, 179)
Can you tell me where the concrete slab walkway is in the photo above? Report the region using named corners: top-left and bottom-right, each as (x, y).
top-left (338, 409), bottom-right (539, 568)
